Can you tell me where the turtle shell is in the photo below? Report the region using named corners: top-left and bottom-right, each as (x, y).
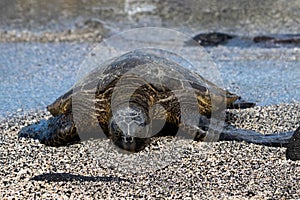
top-left (46, 49), bottom-right (239, 145)
top-left (47, 49), bottom-right (237, 118)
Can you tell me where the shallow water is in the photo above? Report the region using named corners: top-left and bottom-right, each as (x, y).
top-left (0, 0), bottom-right (300, 118)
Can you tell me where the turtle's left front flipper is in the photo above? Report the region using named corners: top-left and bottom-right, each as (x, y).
top-left (18, 114), bottom-right (80, 147)
top-left (286, 126), bottom-right (300, 161)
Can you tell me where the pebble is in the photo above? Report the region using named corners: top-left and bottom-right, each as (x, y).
top-left (0, 103), bottom-right (299, 199)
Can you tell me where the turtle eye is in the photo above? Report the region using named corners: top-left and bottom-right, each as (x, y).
top-left (110, 119), bottom-right (118, 130)
top-left (109, 119), bottom-right (123, 136)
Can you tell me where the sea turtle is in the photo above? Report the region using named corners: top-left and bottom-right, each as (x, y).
top-left (19, 49), bottom-right (298, 157)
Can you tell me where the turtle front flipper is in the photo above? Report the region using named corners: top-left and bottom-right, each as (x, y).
top-left (18, 114), bottom-right (80, 147)
top-left (286, 126), bottom-right (300, 161)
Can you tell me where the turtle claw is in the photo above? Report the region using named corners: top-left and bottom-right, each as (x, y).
top-left (113, 137), bottom-right (151, 153)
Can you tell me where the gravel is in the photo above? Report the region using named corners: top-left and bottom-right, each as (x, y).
top-left (1, 1), bottom-right (300, 198)
top-left (0, 103), bottom-right (299, 199)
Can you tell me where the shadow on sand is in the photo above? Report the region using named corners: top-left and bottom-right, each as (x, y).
top-left (30, 172), bottom-right (131, 183)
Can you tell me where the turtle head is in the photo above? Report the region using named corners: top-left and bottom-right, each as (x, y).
top-left (109, 107), bottom-right (150, 152)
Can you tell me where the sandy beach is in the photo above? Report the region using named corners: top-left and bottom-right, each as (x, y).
top-left (1, 0), bottom-right (300, 199)
top-left (0, 103), bottom-right (299, 199)
top-left (1, 32), bottom-right (300, 200)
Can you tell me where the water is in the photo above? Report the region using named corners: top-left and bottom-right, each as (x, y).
top-left (0, 0), bottom-right (299, 118)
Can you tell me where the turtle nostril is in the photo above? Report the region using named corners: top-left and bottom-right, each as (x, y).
top-left (123, 136), bottom-right (134, 143)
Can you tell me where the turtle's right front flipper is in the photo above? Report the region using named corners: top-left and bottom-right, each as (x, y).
top-left (286, 126), bottom-right (300, 161)
top-left (18, 114), bottom-right (80, 147)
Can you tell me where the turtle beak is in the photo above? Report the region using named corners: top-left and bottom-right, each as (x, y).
top-left (109, 119), bottom-right (149, 152)
top-left (114, 136), bottom-right (150, 153)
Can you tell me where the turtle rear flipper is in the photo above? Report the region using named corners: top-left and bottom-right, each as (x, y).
top-left (219, 125), bottom-right (293, 147)
top-left (286, 126), bottom-right (300, 161)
